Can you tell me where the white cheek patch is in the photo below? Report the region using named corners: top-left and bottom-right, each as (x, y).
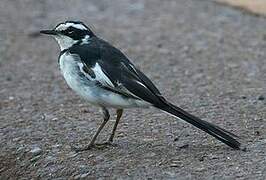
top-left (54, 35), bottom-right (78, 51)
top-left (81, 35), bottom-right (91, 45)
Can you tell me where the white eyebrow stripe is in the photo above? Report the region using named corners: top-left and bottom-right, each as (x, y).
top-left (56, 23), bottom-right (87, 31)
top-left (71, 24), bottom-right (87, 30)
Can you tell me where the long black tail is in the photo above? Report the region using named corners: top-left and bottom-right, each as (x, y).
top-left (156, 102), bottom-right (241, 149)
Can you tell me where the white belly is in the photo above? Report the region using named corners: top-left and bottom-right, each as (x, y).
top-left (59, 53), bottom-right (150, 108)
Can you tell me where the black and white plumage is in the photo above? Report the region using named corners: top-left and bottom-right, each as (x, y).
top-left (41, 21), bottom-right (242, 151)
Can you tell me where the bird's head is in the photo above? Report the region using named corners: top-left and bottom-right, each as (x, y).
top-left (40, 21), bottom-right (94, 50)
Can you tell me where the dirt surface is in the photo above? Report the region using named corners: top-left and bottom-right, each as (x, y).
top-left (0, 0), bottom-right (266, 179)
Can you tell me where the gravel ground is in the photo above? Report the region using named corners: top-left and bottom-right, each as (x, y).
top-left (0, 0), bottom-right (266, 179)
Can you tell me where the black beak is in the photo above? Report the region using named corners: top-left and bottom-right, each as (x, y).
top-left (40, 30), bottom-right (58, 35)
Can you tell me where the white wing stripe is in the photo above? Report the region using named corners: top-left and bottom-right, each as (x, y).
top-left (135, 80), bottom-right (148, 89)
top-left (92, 63), bottom-right (115, 87)
top-left (78, 62), bottom-right (94, 80)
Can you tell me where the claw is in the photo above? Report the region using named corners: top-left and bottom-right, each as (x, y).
top-left (71, 142), bottom-right (117, 152)
top-left (95, 141), bottom-right (117, 147)
top-left (71, 144), bottom-right (95, 152)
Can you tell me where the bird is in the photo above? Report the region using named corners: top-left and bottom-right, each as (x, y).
top-left (40, 21), bottom-right (242, 152)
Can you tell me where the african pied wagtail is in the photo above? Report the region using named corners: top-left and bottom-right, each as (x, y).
top-left (40, 21), bottom-right (242, 151)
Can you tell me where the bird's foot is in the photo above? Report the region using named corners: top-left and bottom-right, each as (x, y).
top-left (71, 144), bottom-right (95, 152)
top-left (71, 142), bottom-right (117, 152)
top-left (95, 141), bottom-right (117, 147)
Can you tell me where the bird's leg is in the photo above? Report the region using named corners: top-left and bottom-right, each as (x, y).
top-left (73, 107), bottom-right (110, 152)
top-left (88, 108), bottom-right (110, 146)
top-left (108, 109), bottom-right (123, 143)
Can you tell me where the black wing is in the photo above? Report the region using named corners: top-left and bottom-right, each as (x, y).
top-left (69, 37), bottom-right (165, 106)
top-left (68, 38), bottom-right (242, 150)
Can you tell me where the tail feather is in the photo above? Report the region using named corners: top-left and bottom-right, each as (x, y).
top-left (157, 102), bottom-right (241, 149)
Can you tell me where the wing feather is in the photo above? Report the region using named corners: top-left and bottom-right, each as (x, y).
top-left (68, 37), bottom-right (165, 106)
top-left (92, 62), bottom-right (115, 87)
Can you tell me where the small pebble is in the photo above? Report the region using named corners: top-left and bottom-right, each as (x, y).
top-left (52, 117), bottom-right (58, 121)
top-left (45, 156), bottom-right (56, 161)
top-left (74, 173), bottom-right (89, 179)
top-left (30, 147), bottom-right (42, 156)
top-left (198, 156), bottom-right (204, 162)
top-left (145, 152), bottom-right (156, 158)
top-left (80, 173), bottom-right (90, 178)
top-left (13, 137), bottom-right (21, 142)
top-left (255, 131), bottom-right (260, 136)
top-left (74, 175), bottom-right (80, 180)
top-left (68, 152), bottom-right (78, 158)
top-left (179, 144), bottom-right (189, 149)
top-left (157, 43), bottom-right (162, 48)
top-left (17, 146), bottom-right (25, 153)
top-left (258, 95), bottom-right (264, 101)
top-left (169, 164), bottom-right (179, 167)
top-left (81, 109), bottom-right (90, 113)
top-left (208, 154), bottom-right (219, 160)
top-left (241, 147), bottom-right (247, 152)
top-left (241, 96), bottom-right (247, 99)
top-left (30, 155), bottom-right (41, 163)
top-left (195, 167), bottom-right (205, 172)
top-left (6, 76), bottom-right (12, 81)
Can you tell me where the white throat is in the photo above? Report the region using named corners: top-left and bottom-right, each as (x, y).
top-left (54, 35), bottom-right (78, 51)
